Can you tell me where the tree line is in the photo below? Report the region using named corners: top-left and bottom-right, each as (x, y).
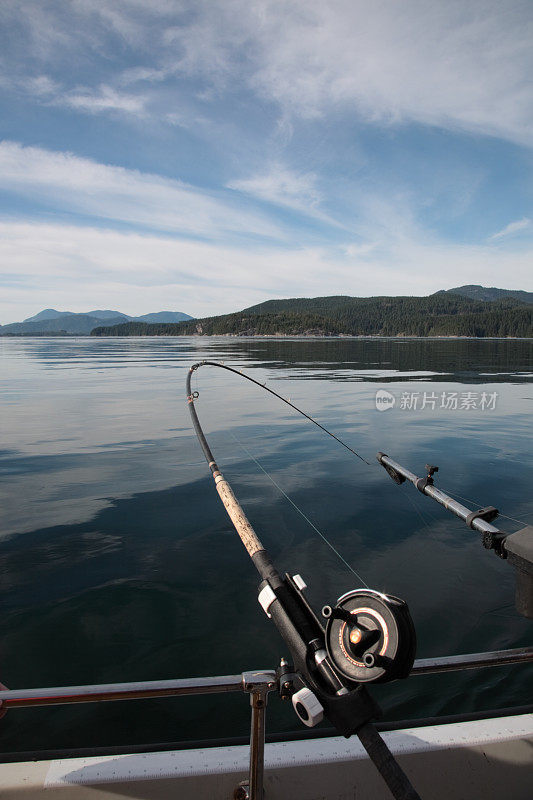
top-left (91, 295), bottom-right (532, 338)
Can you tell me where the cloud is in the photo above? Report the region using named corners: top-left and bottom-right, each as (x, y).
top-left (0, 141), bottom-right (281, 240)
top-left (234, 0), bottom-right (533, 146)
top-left (58, 85), bottom-right (147, 115)
top-left (1, 219), bottom-right (531, 324)
top-left (2, 2), bottom-right (532, 145)
top-left (0, 222), bottom-right (325, 323)
top-left (166, 1), bottom-right (533, 147)
top-left (489, 217), bottom-right (532, 241)
top-left (343, 242), bottom-right (377, 258)
top-left (0, 6), bottom-right (532, 321)
top-left (24, 75), bottom-right (59, 96)
top-left (229, 165), bottom-right (321, 211)
top-left (0, 72), bottom-right (59, 96)
top-left (227, 164), bottom-right (344, 228)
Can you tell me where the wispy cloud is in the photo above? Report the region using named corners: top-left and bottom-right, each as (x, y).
top-left (2, 2), bottom-right (532, 145)
top-left (58, 85), bottom-right (147, 116)
top-left (1, 219), bottom-right (531, 324)
top-left (489, 217), bottom-right (532, 241)
top-left (0, 72), bottom-right (59, 96)
top-left (0, 141), bottom-right (281, 240)
top-left (0, 2), bottom-right (531, 320)
top-left (23, 74), bottom-right (59, 96)
top-left (234, 0), bottom-right (533, 146)
top-left (228, 165), bottom-right (356, 232)
top-left (229, 165), bottom-right (320, 209)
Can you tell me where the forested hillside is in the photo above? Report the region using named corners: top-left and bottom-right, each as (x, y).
top-left (92, 294), bottom-right (532, 338)
top-left (440, 285), bottom-right (533, 304)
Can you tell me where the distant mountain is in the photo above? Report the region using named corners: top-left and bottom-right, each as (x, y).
top-left (23, 308), bottom-right (69, 323)
top-left (1, 313), bottom-right (128, 336)
top-left (440, 285), bottom-right (533, 304)
top-left (135, 311), bottom-right (192, 323)
top-left (87, 310), bottom-right (131, 321)
top-left (1, 308), bottom-right (193, 335)
top-left (92, 293), bottom-right (533, 338)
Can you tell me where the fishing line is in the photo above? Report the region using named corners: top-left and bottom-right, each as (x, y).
top-left (386, 468), bottom-right (453, 546)
top-left (228, 429), bottom-right (370, 588)
top-left (400, 478), bottom-right (531, 534)
top-left (187, 359), bottom-right (370, 581)
top-left (188, 360), bottom-right (371, 465)
top-left (499, 512), bottom-right (533, 526)
top-left (402, 490), bottom-right (443, 541)
top-left (439, 485), bottom-right (531, 529)
top-left (186, 361), bottom-right (427, 800)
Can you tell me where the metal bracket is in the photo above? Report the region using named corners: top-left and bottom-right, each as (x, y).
top-left (377, 452), bottom-right (406, 484)
top-left (276, 658), bottom-right (296, 700)
top-left (238, 671), bottom-right (277, 800)
top-left (466, 506), bottom-right (499, 529)
top-left (233, 780), bottom-right (250, 800)
top-left (241, 670), bottom-right (277, 694)
top-left (415, 464), bottom-right (439, 493)
top-left (481, 530), bottom-right (507, 557)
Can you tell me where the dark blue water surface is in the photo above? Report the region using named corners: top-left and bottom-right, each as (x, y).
top-left (0, 336), bottom-right (531, 752)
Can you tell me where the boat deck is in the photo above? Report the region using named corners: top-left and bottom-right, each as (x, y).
top-left (1, 713), bottom-right (532, 800)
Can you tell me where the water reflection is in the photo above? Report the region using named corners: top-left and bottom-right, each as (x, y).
top-left (3, 336), bottom-right (532, 382)
top-left (0, 336), bottom-right (531, 752)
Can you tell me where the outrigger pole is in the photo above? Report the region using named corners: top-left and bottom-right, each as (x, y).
top-left (187, 362), bottom-right (421, 800)
top-left (377, 453), bottom-right (533, 619)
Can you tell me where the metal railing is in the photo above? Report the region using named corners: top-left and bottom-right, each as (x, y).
top-left (0, 647), bottom-right (532, 800)
top-left (411, 646), bottom-right (533, 674)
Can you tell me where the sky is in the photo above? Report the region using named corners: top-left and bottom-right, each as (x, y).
top-left (0, 0), bottom-right (532, 323)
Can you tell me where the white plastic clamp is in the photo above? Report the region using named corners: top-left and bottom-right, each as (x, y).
top-left (291, 687), bottom-right (324, 727)
top-left (292, 574), bottom-right (307, 591)
top-left (257, 584), bottom-right (276, 618)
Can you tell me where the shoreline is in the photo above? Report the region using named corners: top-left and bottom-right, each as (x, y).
top-left (2, 334), bottom-right (533, 341)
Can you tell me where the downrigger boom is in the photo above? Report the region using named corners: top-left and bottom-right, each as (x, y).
top-left (377, 452), bottom-right (533, 619)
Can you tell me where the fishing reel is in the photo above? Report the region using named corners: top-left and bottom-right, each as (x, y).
top-left (258, 571), bottom-right (416, 735)
top-left (266, 578), bottom-right (418, 734)
top-left (322, 589), bottom-right (416, 684)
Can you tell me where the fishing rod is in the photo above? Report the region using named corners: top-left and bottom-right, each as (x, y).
top-left (377, 453), bottom-right (533, 619)
top-left (186, 361), bottom-right (420, 800)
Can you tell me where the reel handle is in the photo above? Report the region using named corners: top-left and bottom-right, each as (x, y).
top-left (325, 589), bottom-right (416, 684)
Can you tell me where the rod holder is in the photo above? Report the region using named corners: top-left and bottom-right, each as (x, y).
top-left (376, 452), bottom-right (533, 618)
top-left (240, 671), bottom-right (277, 800)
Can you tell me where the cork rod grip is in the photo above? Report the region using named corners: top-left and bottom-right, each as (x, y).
top-left (213, 471), bottom-right (264, 556)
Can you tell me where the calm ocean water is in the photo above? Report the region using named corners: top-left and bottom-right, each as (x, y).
top-left (0, 336), bottom-right (532, 752)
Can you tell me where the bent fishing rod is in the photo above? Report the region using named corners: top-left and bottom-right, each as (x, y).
top-left (186, 361), bottom-right (420, 800)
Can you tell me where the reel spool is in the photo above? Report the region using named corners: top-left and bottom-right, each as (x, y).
top-left (323, 589), bottom-right (416, 684)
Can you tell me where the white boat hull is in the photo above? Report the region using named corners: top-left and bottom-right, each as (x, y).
top-left (1, 713), bottom-right (532, 799)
